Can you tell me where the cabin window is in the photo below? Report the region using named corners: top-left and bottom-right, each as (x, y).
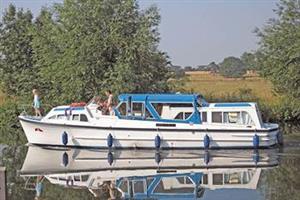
top-left (118, 102), bottom-right (127, 116)
top-left (151, 103), bottom-right (163, 116)
top-left (241, 111), bottom-right (254, 125)
top-left (177, 177), bottom-right (192, 184)
top-left (213, 174), bottom-right (223, 185)
top-left (72, 114), bottom-right (79, 121)
top-left (48, 115), bottom-right (56, 119)
top-left (184, 112), bottom-right (192, 119)
top-left (146, 178), bottom-right (154, 186)
top-left (169, 103), bottom-right (193, 107)
top-left (80, 114), bottom-right (88, 122)
top-left (74, 175), bottom-right (80, 181)
top-left (174, 112), bottom-right (192, 120)
top-left (133, 180), bottom-right (146, 193)
top-left (57, 114), bottom-right (66, 120)
top-left (202, 174), bottom-right (208, 184)
top-left (212, 112), bottom-right (222, 123)
top-left (153, 177), bottom-right (194, 193)
top-left (223, 112), bottom-right (241, 124)
top-left (119, 180), bottom-right (128, 192)
top-left (175, 112), bottom-right (184, 120)
top-left (201, 112), bottom-right (207, 122)
top-left (132, 102), bottom-right (144, 117)
top-left (145, 108), bottom-right (153, 119)
top-left (224, 172), bottom-right (242, 184)
top-left (81, 175), bottom-right (89, 182)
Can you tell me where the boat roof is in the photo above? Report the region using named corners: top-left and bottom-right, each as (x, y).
top-left (118, 93), bottom-right (202, 103)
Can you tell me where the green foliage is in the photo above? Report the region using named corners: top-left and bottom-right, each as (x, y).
top-left (240, 52), bottom-right (261, 70)
top-left (256, 0), bottom-right (300, 99)
top-left (0, 100), bottom-right (27, 145)
top-left (219, 56), bottom-right (246, 78)
top-left (30, 0), bottom-right (170, 105)
top-left (0, 5), bottom-right (36, 97)
top-left (255, 0), bottom-right (300, 122)
top-left (0, 1), bottom-right (171, 106)
top-left (197, 62), bottom-right (220, 72)
top-left (1, 146), bottom-right (35, 200)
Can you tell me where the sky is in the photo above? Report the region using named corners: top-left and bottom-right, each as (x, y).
top-left (0, 0), bottom-right (279, 67)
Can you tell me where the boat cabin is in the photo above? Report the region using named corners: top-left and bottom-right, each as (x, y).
top-left (113, 94), bottom-right (205, 124)
top-left (43, 93), bottom-right (264, 129)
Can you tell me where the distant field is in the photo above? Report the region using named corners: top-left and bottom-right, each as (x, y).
top-left (184, 71), bottom-right (279, 104)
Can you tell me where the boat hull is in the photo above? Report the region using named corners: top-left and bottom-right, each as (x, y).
top-left (19, 116), bottom-right (279, 149)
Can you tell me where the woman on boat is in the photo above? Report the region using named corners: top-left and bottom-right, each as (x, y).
top-left (105, 90), bottom-right (114, 115)
top-left (32, 89), bottom-right (42, 117)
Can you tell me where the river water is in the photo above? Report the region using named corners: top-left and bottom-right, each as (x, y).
top-left (0, 126), bottom-right (299, 200)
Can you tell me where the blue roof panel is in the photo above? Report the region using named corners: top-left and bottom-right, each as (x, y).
top-left (118, 93), bottom-right (200, 103)
top-left (214, 103), bottom-right (252, 107)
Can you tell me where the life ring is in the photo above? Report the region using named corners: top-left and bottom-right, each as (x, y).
top-left (70, 102), bottom-right (86, 107)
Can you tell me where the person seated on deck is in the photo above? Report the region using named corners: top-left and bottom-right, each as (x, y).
top-left (94, 96), bottom-right (104, 110)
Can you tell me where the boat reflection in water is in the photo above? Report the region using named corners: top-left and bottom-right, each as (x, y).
top-left (19, 146), bottom-right (279, 199)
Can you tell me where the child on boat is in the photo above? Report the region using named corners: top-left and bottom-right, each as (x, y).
top-left (32, 89), bottom-right (42, 117)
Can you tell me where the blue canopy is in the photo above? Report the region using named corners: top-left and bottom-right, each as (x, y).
top-left (118, 93), bottom-right (202, 103)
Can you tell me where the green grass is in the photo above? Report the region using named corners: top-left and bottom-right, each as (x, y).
top-left (184, 71), bottom-right (280, 104)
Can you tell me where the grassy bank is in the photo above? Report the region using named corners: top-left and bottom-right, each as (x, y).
top-left (184, 71), bottom-right (280, 104)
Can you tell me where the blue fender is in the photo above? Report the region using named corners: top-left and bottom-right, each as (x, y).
top-left (204, 150), bottom-right (210, 165)
top-left (253, 134), bottom-right (259, 148)
top-left (62, 152), bottom-right (69, 167)
top-left (62, 131), bottom-right (68, 146)
top-left (155, 152), bottom-right (161, 164)
top-left (253, 149), bottom-right (259, 164)
top-left (204, 134), bottom-right (210, 149)
top-left (107, 134), bottom-right (113, 148)
top-left (155, 135), bottom-right (161, 149)
top-left (107, 151), bottom-right (113, 165)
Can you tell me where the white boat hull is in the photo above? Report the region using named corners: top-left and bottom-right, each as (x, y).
top-left (19, 116), bottom-right (279, 149)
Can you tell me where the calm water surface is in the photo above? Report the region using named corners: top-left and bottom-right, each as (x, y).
top-left (1, 127), bottom-right (299, 200)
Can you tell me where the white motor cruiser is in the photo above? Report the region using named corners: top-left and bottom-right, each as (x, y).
top-left (19, 93), bottom-right (281, 148)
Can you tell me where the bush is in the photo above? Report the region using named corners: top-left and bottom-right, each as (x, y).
top-left (219, 56), bottom-right (246, 78)
top-left (0, 100), bottom-right (27, 145)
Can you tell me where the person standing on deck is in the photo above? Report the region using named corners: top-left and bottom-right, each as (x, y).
top-left (32, 89), bottom-right (42, 117)
top-left (105, 90), bottom-right (114, 115)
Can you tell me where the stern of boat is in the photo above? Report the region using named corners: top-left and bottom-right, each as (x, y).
top-left (263, 123), bottom-right (281, 146)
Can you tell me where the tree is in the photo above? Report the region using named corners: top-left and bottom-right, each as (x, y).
top-left (219, 56), bottom-right (246, 78)
top-left (0, 5), bottom-right (36, 97)
top-left (241, 52), bottom-right (259, 71)
top-left (184, 66), bottom-right (193, 71)
top-left (256, 0), bottom-right (300, 99)
top-left (31, 0), bottom-right (170, 105)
